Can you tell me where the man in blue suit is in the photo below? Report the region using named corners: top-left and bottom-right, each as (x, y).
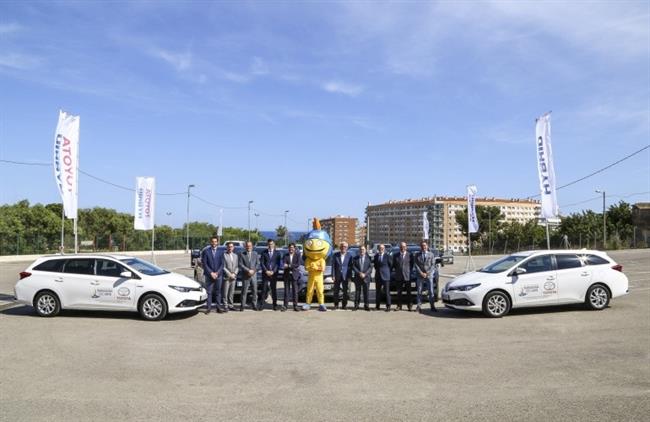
top-left (373, 244), bottom-right (393, 312)
top-left (259, 239), bottom-right (282, 310)
top-left (352, 245), bottom-right (373, 311)
top-left (332, 241), bottom-right (353, 310)
top-left (201, 236), bottom-right (223, 314)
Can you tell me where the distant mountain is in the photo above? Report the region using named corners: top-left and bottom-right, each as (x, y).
top-left (260, 231), bottom-right (308, 242)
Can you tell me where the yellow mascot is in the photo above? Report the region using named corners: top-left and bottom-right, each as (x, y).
top-left (302, 218), bottom-right (332, 311)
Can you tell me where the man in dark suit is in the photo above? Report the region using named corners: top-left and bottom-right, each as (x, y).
top-left (352, 245), bottom-right (372, 311)
top-left (238, 241), bottom-right (259, 311)
top-left (393, 241), bottom-right (413, 311)
top-left (332, 241), bottom-right (353, 310)
top-left (259, 239), bottom-right (281, 310)
top-left (201, 236), bottom-right (223, 314)
top-left (373, 244), bottom-right (392, 312)
top-left (413, 240), bottom-right (437, 312)
top-left (282, 243), bottom-right (302, 312)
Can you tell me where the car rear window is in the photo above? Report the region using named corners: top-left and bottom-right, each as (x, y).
top-left (33, 259), bottom-right (65, 273)
top-left (555, 254), bottom-right (583, 270)
top-left (583, 254), bottom-right (610, 265)
top-left (63, 259), bottom-right (95, 275)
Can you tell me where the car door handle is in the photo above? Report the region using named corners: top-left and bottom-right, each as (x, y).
top-left (581, 272), bottom-right (590, 276)
top-left (90, 281), bottom-right (100, 286)
top-left (54, 277), bottom-right (63, 282)
top-left (136, 285), bottom-right (144, 288)
top-left (546, 276), bottom-right (555, 281)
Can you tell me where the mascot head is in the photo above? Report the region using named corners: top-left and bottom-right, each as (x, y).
top-left (304, 218), bottom-right (332, 260)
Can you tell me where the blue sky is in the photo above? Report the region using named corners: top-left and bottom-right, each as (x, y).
top-left (1, 1), bottom-right (649, 231)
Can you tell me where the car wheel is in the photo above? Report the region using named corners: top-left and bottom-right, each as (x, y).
top-left (139, 294), bottom-right (167, 321)
top-left (482, 291), bottom-right (510, 318)
top-left (585, 284), bottom-right (610, 310)
top-left (34, 290), bottom-right (60, 317)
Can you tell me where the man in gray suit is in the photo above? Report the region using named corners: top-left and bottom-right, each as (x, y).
top-left (238, 241), bottom-right (259, 311)
top-left (413, 240), bottom-right (437, 312)
top-left (222, 242), bottom-right (239, 312)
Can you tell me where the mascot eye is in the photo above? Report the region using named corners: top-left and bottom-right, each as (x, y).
top-left (306, 240), bottom-right (313, 247)
top-left (316, 240), bottom-right (322, 247)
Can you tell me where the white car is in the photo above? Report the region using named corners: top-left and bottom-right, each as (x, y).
top-left (14, 254), bottom-right (207, 321)
top-left (442, 250), bottom-right (629, 318)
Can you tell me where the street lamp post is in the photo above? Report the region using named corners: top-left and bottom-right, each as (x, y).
top-left (284, 210), bottom-right (289, 246)
top-left (186, 184), bottom-right (195, 253)
top-left (248, 200), bottom-right (254, 241)
top-left (254, 213), bottom-right (260, 232)
top-left (595, 190), bottom-right (606, 249)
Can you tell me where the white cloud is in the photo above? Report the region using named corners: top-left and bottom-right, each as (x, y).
top-left (322, 81), bottom-right (363, 97)
top-left (0, 23), bottom-right (23, 34)
top-left (0, 53), bottom-right (41, 70)
top-left (149, 47), bottom-right (192, 71)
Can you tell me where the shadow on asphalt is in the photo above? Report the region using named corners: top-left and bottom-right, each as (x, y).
top-left (420, 303), bottom-right (594, 319)
top-left (0, 293), bottom-right (15, 301)
top-left (1, 305), bottom-right (199, 321)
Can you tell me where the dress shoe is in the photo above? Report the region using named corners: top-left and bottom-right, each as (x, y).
top-left (416, 305), bottom-right (421, 313)
top-left (353, 306), bottom-right (359, 311)
top-left (216, 307), bottom-right (224, 314)
top-left (239, 306), bottom-right (244, 312)
top-left (396, 306), bottom-right (402, 312)
top-left (333, 305), bottom-right (339, 310)
top-left (384, 308), bottom-right (390, 312)
top-left (342, 305), bottom-right (347, 310)
top-left (293, 306), bottom-right (300, 312)
top-left (280, 306), bottom-right (287, 312)
top-left (228, 306), bottom-right (235, 311)
top-left (407, 306), bottom-right (413, 312)
top-left (205, 308), bottom-right (211, 314)
top-left (364, 307), bottom-right (370, 312)
top-left (273, 305), bottom-right (279, 311)
top-left (431, 304), bottom-right (437, 312)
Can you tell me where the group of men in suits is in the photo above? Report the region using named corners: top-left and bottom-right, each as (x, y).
top-left (202, 236), bottom-right (439, 314)
top-left (333, 241), bottom-right (438, 313)
top-left (202, 237), bottom-right (303, 313)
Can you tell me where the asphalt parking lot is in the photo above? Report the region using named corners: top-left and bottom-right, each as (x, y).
top-left (1, 249), bottom-right (648, 421)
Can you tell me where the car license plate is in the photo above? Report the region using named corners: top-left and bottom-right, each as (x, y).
top-left (236, 281), bottom-right (242, 287)
top-left (324, 284), bottom-right (332, 291)
top-left (442, 293), bottom-right (449, 301)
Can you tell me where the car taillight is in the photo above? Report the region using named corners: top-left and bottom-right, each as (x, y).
top-left (19, 271), bottom-right (31, 280)
top-left (611, 264), bottom-right (623, 272)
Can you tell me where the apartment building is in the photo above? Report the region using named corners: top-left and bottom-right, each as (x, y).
top-left (320, 216), bottom-right (358, 246)
top-left (366, 196), bottom-right (540, 251)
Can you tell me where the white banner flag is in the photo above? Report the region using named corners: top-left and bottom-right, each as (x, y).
top-left (535, 113), bottom-right (559, 218)
top-left (423, 211), bottom-right (429, 240)
top-left (467, 185), bottom-right (479, 234)
top-left (53, 110), bottom-right (80, 219)
top-left (134, 177), bottom-right (155, 230)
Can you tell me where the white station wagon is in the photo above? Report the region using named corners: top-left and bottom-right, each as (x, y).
top-left (443, 250), bottom-right (629, 318)
top-left (14, 254), bottom-right (207, 321)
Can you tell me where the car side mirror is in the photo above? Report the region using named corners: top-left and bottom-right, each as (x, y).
top-left (514, 267), bottom-right (527, 276)
top-left (120, 271), bottom-right (133, 278)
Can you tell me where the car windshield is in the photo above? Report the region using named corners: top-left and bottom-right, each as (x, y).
top-left (120, 258), bottom-right (169, 276)
top-left (479, 254), bottom-right (528, 273)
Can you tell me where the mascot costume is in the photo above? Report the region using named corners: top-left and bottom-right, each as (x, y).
top-left (302, 218), bottom-right (332, 311)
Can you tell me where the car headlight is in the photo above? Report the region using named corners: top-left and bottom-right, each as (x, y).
top-left (448, 283), bottom-right (481, 291)
top-left (169, 285), bottom-right (193, 293)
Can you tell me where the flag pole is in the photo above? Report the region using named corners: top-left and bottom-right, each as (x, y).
top-left (60, 205), bottom-right (65, 254)
top-left (545, 219), bottom-right (551, 250)
top-left (151, 227), bottom-right (156, 263)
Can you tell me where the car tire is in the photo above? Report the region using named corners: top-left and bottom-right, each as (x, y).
top-left (585, 284), bottom-right (610, 310)
top-left (482, 290), bottom-right (510, 318)
top-left (34, 290), bottom-right (61, 317)
top-left (139, 293), bottom-right (168, 321)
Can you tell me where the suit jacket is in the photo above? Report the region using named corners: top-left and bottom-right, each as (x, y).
top-left (283, 252), bottom-right (302, 281)
top-left (332, 251), bottom-right (353, 281)
top-left (222, 252), bottom-right (239, 280)
top-left (392, 251), bottom-right (412, 281)
top-left (373, 253), bottom-right (392, 282)
top-left (413, 250), bottom-right (435, 280)
top-left (201, 246), bottom-right (223, 279)
top-left (238, 250), bottom-right (259, 280)
top-left (352, 253), bottom-right (373, 282)
top-left (260, 249), bottom-right (281, 281)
